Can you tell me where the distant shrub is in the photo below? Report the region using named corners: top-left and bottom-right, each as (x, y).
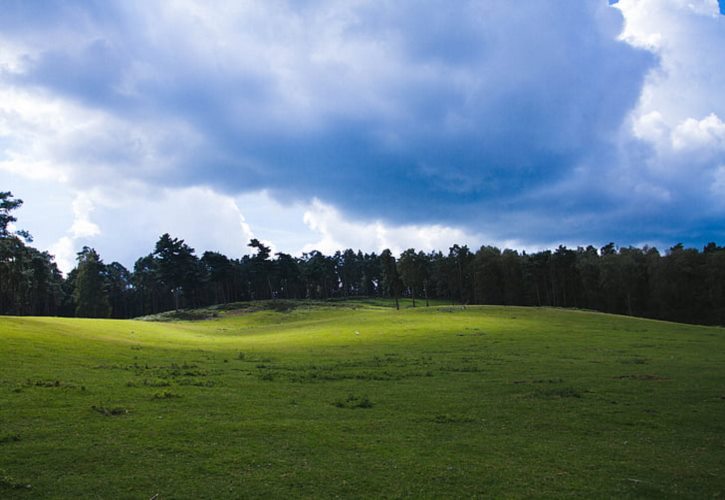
top-left (137, 309), bottom-right (218, 322)
top-left (34, 380), bottom-right (61, 387)
top-left (0, 434), bottom-right (20, 444)
top-left (92, 405), bottom-right (128, 416)
top-left (143, 379), bottom-right (171, 387)
top-left (0, 469), bottom-right (30, 490)
top-left (622, 357), bottom-right (648, 365)
top-left (535, 387), bottom-right (583, 399)
top-left (334, 394), bottom-right (374, 409)
top-left (152, 390), bottom-right (181, 400)
top-left (177, 378), bottom-right (216, 387)
top-left (432, 414), bottom-right (475, 424)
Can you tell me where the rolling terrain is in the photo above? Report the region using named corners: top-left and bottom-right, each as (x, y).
top-left (1, 301), bottom-right (724, 498)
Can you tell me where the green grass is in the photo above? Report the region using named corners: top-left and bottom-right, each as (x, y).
top-left (1, 301), bottom-right (724, 498)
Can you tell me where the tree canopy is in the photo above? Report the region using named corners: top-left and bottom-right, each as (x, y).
top-left (1, 191), bottom-right (725, 325)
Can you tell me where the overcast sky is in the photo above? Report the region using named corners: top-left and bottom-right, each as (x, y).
top-left (1, 0), bottom-right (724, 272)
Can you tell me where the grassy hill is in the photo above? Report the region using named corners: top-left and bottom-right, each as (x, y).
top-left (1, 301), bottom-right (724, 498)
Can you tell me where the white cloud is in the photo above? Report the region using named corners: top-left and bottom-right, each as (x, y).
top-left (48, 236), bottom-right (76, 275)
top-left (633, 111), bottom-right (725, 156)
top-left (617, 0), bottom-right (725, 123)
top-left (0, 86), bottom-right (202, 189)
top-left (632, 111), bottom-right (668, 144)
top-left (301, 198), bottom-right (479, 255)
top-left (41, 188), bottom-right (487, 273)
top-left (671, 113), bottom-right (725, 151)
top-left (0, 38), bottom-right (27, 74)
top-left (69, 193), bottom-right (100, 238)
top-left (42, 185), bottom-right (261, 273)
top-left (615, 0), bottom-right (725, 213)
top-left (47, 192), bottom-right (101, 272)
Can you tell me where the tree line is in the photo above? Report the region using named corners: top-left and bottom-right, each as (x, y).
top-left (1, 191), bottom-right (724, 325)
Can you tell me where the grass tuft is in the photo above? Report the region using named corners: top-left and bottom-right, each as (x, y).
top-left (0, 434), bottom-right (20, 444)
top-left (0, 469), bottom-right (30, 490)
top-left (91, 405), bottom-right (129, 416)
top-left (334, 394), bottom-right (374, 409)
top-left (152, 390), bottom-right (181, 400)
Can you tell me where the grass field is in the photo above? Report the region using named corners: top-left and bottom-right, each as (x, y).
top-left (1, 300), bottom-right (724, 498)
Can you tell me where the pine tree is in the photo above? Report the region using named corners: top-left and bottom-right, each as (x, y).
top-left (74, 247), bottom-right (111, 318)
top-left (380, 249), bottom-right (403, 310)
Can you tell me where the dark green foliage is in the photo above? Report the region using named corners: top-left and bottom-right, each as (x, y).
top-left (74, 247), bottom-right (111, 318)
top-left (432, 414), bottom-right (475, 424)
top-left (105, 261), bottom-right (132, 318)
top-left (0, 192), bottom-right (64, 315)
top-left (154, 233), bottom-right (204, 310)
top-left (534, 387), bottom-right (583, 399)
top-left (91, 405), bottom-right (129, 416)
top-left (0, 434), bottom-right (20, 444)
top-left (397, 248), bottom-right (429, 307)
top-left (334, 394), bottom-right (373, 409)
top-left (2, 191), bottom-right (725, 326)
top-left (152, 390), bottom-right (181, 399)
top-left (380, 249), bottom-right (403, 310)
top-left (0, 468), bottom-right (30, 490)
top-left (0, 191), bottom-right (23, 238)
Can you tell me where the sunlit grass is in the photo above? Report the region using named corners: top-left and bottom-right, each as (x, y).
top-left (1, 301), bottom-right (724, 498)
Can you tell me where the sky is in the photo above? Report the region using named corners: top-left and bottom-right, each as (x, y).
top-left (1, 0), bottom-right (724, 273)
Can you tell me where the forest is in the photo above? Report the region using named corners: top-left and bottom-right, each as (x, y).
top-left (2, 191), bottom-right (724, 325)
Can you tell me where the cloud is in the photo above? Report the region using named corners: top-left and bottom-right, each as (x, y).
top-left (46, 192), bottom-right (101, 272)
top-left (671, 114), bottom-right (725, 152)
top-left (301, 198), bottom-right (480, 255)
top-left (0, 1), bottom-right (653, 223)
top-left (1, 0), bottom-right (724, 263)
top-left (39, 186), bottom-right (493, 272)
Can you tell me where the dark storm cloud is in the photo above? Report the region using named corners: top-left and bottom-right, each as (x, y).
top-left (2, 1), bottom-right (667, 242)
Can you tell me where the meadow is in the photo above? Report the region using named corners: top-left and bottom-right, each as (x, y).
top-left (1, 300), bottom-right (724, 498)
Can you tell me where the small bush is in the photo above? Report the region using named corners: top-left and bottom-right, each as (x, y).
top-left (432, 414), bottom-right (475, 424)
top-left (143, 379), bottom-right (171, 387)
top-left (334, 394), bottom-right (374, 409)
top-left (535, 387), bottom-right (583, 399)
top-left (0, 434), bottom-right (20, 444)
top-left (622, 357), bottom-right (648, 365)
top-left (178, 378), bottom-right (215, 387)
top-left (92, 405), bottom-right (128, 416)
top-left (152, 390), bottom-right (181, 400)
top-left (34, 379), bottom-right (62, 388)
top-left (0, 469), bottom-right (30, 490)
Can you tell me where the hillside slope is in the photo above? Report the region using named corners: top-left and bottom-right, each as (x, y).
top-left (1, 303), bottom-right (724, 498)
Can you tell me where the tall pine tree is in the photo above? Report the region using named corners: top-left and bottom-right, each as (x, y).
top-left (74, 247), bottom-right (110, 318)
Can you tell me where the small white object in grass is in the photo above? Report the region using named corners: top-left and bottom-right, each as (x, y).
top-left (354, 330), bottom-right (360, 335)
